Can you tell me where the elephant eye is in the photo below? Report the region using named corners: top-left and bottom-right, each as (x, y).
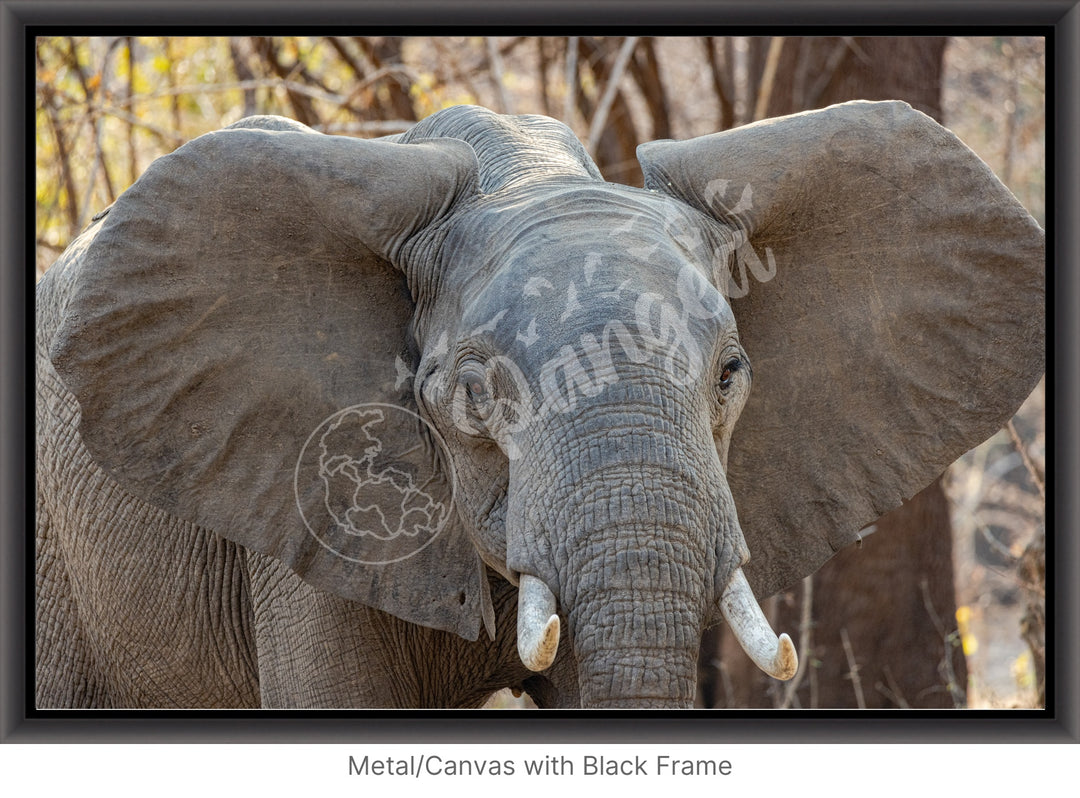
top-left (459, 363), bottom-right (491, 404)
top-left (719, 358), bottom-right (742, 390)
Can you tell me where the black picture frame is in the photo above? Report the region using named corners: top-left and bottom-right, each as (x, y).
top-left (3, 0), bottom-right (1076, 745)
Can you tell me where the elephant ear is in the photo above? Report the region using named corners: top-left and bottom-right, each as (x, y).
top-left (49, 116), bottom-right (492, 641)
top-left (638, 100), bottom-right (1045, 599)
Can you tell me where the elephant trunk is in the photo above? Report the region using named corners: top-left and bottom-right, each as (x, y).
top-left (561, 523), bottom-right (703, 707)
top-left (565, 533), bottom-right (699, 708)
top-left (508, 386), bottom-right (748, 706)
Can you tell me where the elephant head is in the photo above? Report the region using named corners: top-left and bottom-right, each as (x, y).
top-left (47, 101), bottom-right (1044, 707)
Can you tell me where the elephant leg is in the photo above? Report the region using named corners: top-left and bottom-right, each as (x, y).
top-left (36, 366), bottom-right (262, 707)
top-left (36, 469), bottom-right (263, 708)
top-left (35, 497), bottom-right (112, 708)
top-left (244, 551), bottom-right (422, 707)
top-left (245, 553), bottom-right (565, 708)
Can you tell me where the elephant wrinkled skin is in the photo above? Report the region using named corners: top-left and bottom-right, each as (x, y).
top-left (36, 102), bottom-right (1044, 708)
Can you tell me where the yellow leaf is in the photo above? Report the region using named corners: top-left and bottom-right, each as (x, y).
top-left (955, 605), bottom-right (971, 626)
top-left (1011, 651), bottom-right (1033, 688)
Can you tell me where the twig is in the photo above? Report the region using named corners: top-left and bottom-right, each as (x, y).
top-left (95, 106), bottom-right (186, 146)
top-left (919, 578), bottom-right (966, 708)
top-left (497, 37), bottom-right (526, 58)
top-left (57, 70), bottom-right (422, 128)
top-left (339, 66), bottom-right (417, 113)
top-left (430, 38), bottom-right (484, 113)
top-left (877, 667), bottom-right (911, 708)
top-left (105, 76), bottom-right (362, 111)
top-left (975, 519), bottom-right (1021, 563)
top-left (36, 238), bottom-right (67, 254)
top-left (586, 36), bottom-right (639, 155)
top-left (918, 578), bottom-right (947, 638)
top-left (839, 627), bottom-right (866, 709)
top-left (1005, 419), bottom-right (1045, 500)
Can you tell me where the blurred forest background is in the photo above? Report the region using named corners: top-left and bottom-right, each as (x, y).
top-left (35, 36), bottom-right (1046, 709)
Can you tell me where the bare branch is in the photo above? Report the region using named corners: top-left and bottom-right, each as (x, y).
top-left (805, 37), bottom-right (855, 109)
top-left (228, 37), bottom-right (258, 118)
top-left (77, 37), bottom-right (125, 227)
top-left (94, 106), bottom-right (186, 145)
top-left (877, 667), bottom-right (911, 708)
top-left (919, 578), bottom-right (966, 708)
top-left (1005, 419), bottom-right (1045, 500)
top-left (36, 43), bottom-right (80, 234)
top-left (703, 38), bottom-right (734, 131)
top-left (628, 38), bottom-right (670, 140)
top-left (563, 36), bottom-right (579, 124)
top-left (586, 36), bottom-right (639, 155)
top-left (486, 37), bottom-right (514, 114)
top-left (252, 37), bottom-right (319, 127)
top-left (536, 38), bottom-right (552, 117)
top-left (778, 574), bottom-right (814, 709)
top-left (752, 36), bottom-right (784, 122)
top-left (162, 37), bottom-right (183, 131)
top-left (839, 627), bottom-right (867, 709)
top-left (125, 37), bottom-right (137, 185)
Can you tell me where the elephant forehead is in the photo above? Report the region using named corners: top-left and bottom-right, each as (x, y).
top-left (448, 182), bottom-right (717, 268)
top-left (446, 184), bottom-right (731, 304)
top-left (431, 182), bottom-right (739, 372)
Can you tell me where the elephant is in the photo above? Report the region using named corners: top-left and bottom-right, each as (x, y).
top-left (35, 100), bottom-right (1045, 709)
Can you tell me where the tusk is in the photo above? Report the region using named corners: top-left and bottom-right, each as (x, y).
top-left (517, 574), bottom-right (560, 672)
top-left (720, 567), bottom-right (798, 680)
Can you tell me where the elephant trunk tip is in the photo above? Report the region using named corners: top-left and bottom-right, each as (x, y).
top-left (517, 574), bottom-right (560, 671)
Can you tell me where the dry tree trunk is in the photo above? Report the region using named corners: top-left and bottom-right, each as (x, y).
top-left (702, 38), bottom-right (735, 131)
top-left (228, 37), bottom-right (259, 119)
top-left (629, 38), bottom-right (671, 141)
top-left (353, 37), bottom-right (417, 122)
top-left (250, 37), bottom-right (320, 127)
